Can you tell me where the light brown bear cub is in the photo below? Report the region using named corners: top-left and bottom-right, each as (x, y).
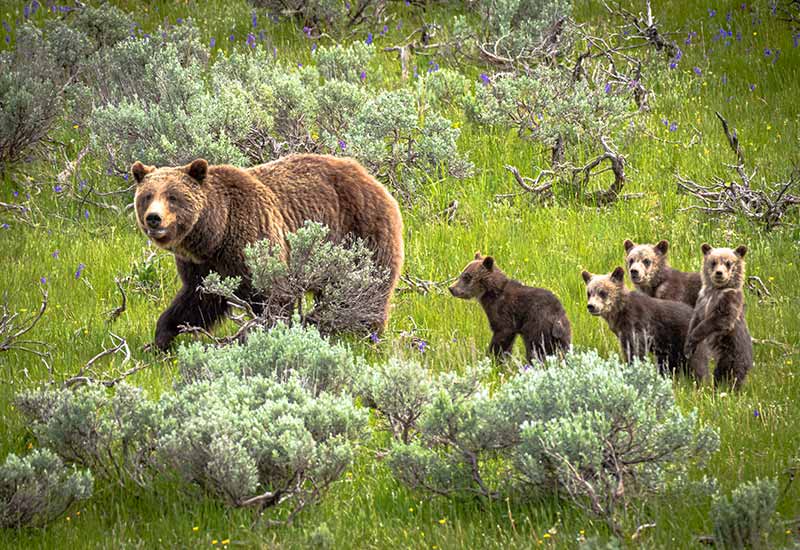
top-left (623, 239), bottom-right (702, 307)
top-left (449, 253), bottom-right (571, 364)
top-left (684, 244), bottom-right (753, 389)
top-left (582, 267), bottom-right (708, 380)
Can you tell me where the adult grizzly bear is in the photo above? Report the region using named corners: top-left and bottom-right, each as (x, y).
top-left (132, 154), bottom-right (404, 350)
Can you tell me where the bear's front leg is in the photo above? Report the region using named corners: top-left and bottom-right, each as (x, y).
top-left (489, 330), bottom-right (516, 361)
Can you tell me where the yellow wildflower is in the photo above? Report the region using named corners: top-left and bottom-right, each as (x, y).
top-left (221, 540), bottom-right (230, 545)
top-left (438, 518), bottom-right (446, 525)
top-left (193, 526), bottom-right (199, 532)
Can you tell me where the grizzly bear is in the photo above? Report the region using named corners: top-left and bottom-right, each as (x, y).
top-left (623, 239), bottom-right (702, 307)
top-left (581, 267), bottom-right (708, 380)
top-left (449, 253), bottom-right (571, 364)
top-left (132, 154), bottom-right (404, 350)
top-left (684, 244), bottom-right (753, 389)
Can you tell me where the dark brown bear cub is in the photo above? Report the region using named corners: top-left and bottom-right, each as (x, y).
top-left (449, 253), bottom-right (571, 364)
top-left (623, 239), bottom-right (702, 307)
top-left (582, 267), bottom-right (708, 380)
top-left (684, 244), bottom-right (753, 389)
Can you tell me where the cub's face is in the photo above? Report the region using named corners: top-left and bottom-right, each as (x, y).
top-left (623, 239), bottom-right (668, 287)
top-left (131, 159), bottom-right (208, 249)
top-left (449, 253), bottom-right (495, 300)
top-left (581, 267), bottom-right (625, 316)
top-left (701, 244), bottom-right (747, 288)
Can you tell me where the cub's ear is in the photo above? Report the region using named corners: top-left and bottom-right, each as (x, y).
top-left (131, 161), bottom-right (154, 184)
top-left (482, 256), bottom-right (494, 270)
top-left (655, 240), bottom-right (669, 255)
top-left (581, 270), bottom-right (593, 285)
top-left (701, 243), bottom-right (712, 256)
top-left (187, 158), bottom-right (208, 183)
top-left (611, 266), bottom-right (625, 283)
top-left (474, 251), bottom-right (483, 260)
top-left (623, 239), bottom-right (635, 253)
top-left (734, 245), bottom-right (747, 258)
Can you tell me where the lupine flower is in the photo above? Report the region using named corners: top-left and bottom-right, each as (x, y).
top-left (229, 34), bottom-right (235, 42)
top-left (359, 70), bottom-right (366, 81)
top-left (749, 83), bottom-right (756, 91)
top-left (669, 122), bottom-right (678, 132)
top-left (52, 250), bottom-right (59, 258)
top-left (176, 17), bottom-right (184, 24)
top-left (12, 190), bottom-right (18, 198)
top-left (209, 37), bottom-right (216, 48)
top-left (427, 60), bottom-right (439, 73)
top-left (764, 47), bottom-right (771, 56)
top-left (604, 82), bottom-right (612, 93)
top-left (54, 184), bottom-right (63, 193)
top-left (84, 209), bottom-right (90, 219)
top-left (480, 73), bottom-right (491, 85)
top-left (298, 63), bottom-right (303, 68)
top-left (771, 49), bottom-right (780, 64)
top-left (1, 21), bottom-right (9, 33)
top-left (259, 30), bottom-right (265, 42)
top-left (417, 340), bottom-right (427, 353)
top-left (75, 263), bottom-right (85, 279)
top-left (251, 12), bottom-right (257, 28)
top-left (365, 32), bottom-right (373, 45)
top-left (303, 26), bottom-right (311, 37)
top-left (369, 331), bottom-right (379, 343)
top-left (669, 61), bottom-right (677, 69)
top-left (726, 11), bottom-right (732, 22)
top-left (721, 73), bottom-right (728, 85)
top-left (396, 21), bottom-right (403, 30)
top-left (381, 24), bottom-right (388, 35)
top-left (708, 8), bottom-right (716, 17)
top-left (754, 409), bottom-right (760, 417)
top-left (338, 140), bottom-right (347, 151)
top-left (693, 66), bottom-right (702, 76)
top-left (40, 277), bottom-right (47, 285)
top-left (24, 4), bottom-right (30, 18)
top-left (0, 223), bottom-right (9, 230)
top-left (246, 33), bottom-right (256, 48)
top-left (311, 42), bottom-right (317, 52)
top-left (4, 35), bottom-right (9, 45)
top-left (662, 118), bottom-right (669, 126)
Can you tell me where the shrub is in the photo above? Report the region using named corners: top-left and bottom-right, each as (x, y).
top-left (314, 41), bottom-right (374, 83)
top-left (345, 89), bottom-right (473, 200)
top-left (15, 383), bottom-right (162, 487)
top-left (418, 68), bottom-right (470, 111)
top-left (315, 79), bottom-right (367, 151)
top-left (71, 3), bottom-right (133, 51)
top-left (387, 351), bottom-right (719, 534)
top-left (178, 321), bottom-right (364, 395)
top-left (157, 373), bottom-right (368, 514)
top-left (247, 0), bottom-right (386, 30)
top-left (711, 478), bottom-right (779, 549)
top-left (203, 221), bottom-right (388, 335)
top-left (0, 449), bottom-right (92, 528)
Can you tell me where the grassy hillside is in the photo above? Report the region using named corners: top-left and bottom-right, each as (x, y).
top-left (1, 0), bottom-right (798, 548)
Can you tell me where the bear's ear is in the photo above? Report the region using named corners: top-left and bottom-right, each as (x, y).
top-left (482, 256), bottom-right (494, 270)
top-left (623, 239), bottom-right (635, 253)
top-left (187, 158), bottom-right (208, 183)
top-left (611, 266), bottom-right (625, 283)
top-left (701, 243), bottom-right (712, 256)
top-left (131, 161), bottom-right (154, 184)
top-left (581, 270), bottom-right (593, 284)
top-left (474, 251), bottom-right (483, 260)
top-left (734, 245), bottom-right (747, 258)
top-left (655, 240), bottom-right (669, 255)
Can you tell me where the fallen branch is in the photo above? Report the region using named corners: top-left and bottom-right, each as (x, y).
top-left (63, 332), bottom-right (134, 388)
top-left (0, 287), bottom-right (50, 371)
top-left (396, 274), bottom-right (455, 295)
top-left (105, 278), bottom-right (127, 323)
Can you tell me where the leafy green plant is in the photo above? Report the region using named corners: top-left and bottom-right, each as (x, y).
top-left (711, 478), bottom-right (779, 549)
top-left (314, 41), bottom-right (374, 83)
top-left (0, 449), bottom-right (92, 528)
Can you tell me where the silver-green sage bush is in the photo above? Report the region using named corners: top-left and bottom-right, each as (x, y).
top-left (711, 478), bottom-right (779, 550)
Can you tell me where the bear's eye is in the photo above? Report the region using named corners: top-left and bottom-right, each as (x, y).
top-left (598, 290), bottom-right (608, 299)
top-left (142, 192), bottom-right (153, 202)
top-left (167, 194), bottom-right (178, 203)
top-left (628, 258), bottom-right (634, 265)
top-left (643, 259), bottom-right (651, 267)
top-left (462, 274), bottom-right (472, 283)
top-left (725, 260), bottom-right (731, 268)
top-left (710, 260), bottom-right (717, 268)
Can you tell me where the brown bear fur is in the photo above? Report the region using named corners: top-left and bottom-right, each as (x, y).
top-left (132, 154), bottom-right (404, 350)
top-left (623, 239), bottom-right (702, 307)
top-left (449, 253), bottom-right (571, 364)
top-left (582, 267), bottom-right (708, 380)
top-left (684, 244), bottom-right (753, 389)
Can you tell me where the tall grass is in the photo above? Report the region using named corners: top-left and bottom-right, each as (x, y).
top-left (0, 0), bottom-right (798, 547)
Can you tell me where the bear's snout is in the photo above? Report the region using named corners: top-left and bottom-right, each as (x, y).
top-left (587, 303), bottom-right (598, 314)
top-left (146, 213), bottom-right (162, 229)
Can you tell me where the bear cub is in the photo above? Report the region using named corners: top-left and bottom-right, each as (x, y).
top-left (582, 267), bottom-right (708, 380)
top-left (449, 253), bottom-right (571, 364)
top-left (623, 239), bottom-right (702, 307)
top-left (684, 244), bottom-right (753, 389)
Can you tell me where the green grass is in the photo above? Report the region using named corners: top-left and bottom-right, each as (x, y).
top-left (1, 0), bottom-right (799, 548)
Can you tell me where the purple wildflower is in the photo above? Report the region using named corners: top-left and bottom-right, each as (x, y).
top-left (749, 83), bottom-right (756, 91)
top-left (12, 190), bottom-right (18, 198)
top-left (764, 47), bottom-right (772, 56)
top-left (84, 209), bottom-right (89, 220)
top-left (176, 17), bottom-right (184, 24)
top-left (259, 30), bottom-right (265, 42)
top-left (0, 223), bottom-right (9, 230)
top-left (32, 0), bottom-right (39, 13)
top-left (298, 63), bottom-right (303, 68)
top-left (381, 24), bottom-right (388, 35)
top-left (52, 250), bottom-right (59, 259)
top-left (417, 340), bottom-right (427, 353)
top-left (229, 34), bottom-right (235, 42)
top-left (75, 263), bottom-right (85, 279)
top-left (726, 11), bottom-right (732, 22)
top-left (40, 277), bottom-right (47, 285)
top-left (662, 118), bottom-right (669, 127)
top-left (479, 73), bottom-right (491, 85)
top-left (210, 37), bottom-right (216, 48)
top-left (246, 32), bottom-right (256, 48)
top-left (721, 73), bottom-right (728, 85)
top-left (4, 35), bottom-right (9, 45)
top-left (669, 122), bottom-right (678, 132)
top-left (53, 184), bottom-right (63, 193)
top-left (24, 4), bottom-right (30, 19)
top-left (2, 21), bottom-right (9, 33)
top-left (303, 25), bottom-right (311, 37)
top-left (604, 82), bottom-right (612, 93)
top-left (396, 21), bottom-right (403, 30)
top-left (754, 409), bottom-right (760, 417)
top-left (708, 8), bottom-right (716, 17)
top-left (693, 66), bottom-right (702, 76)
top-left (338, 139), bottom-right (347, 151)
top-left (311, 42), bottom-right (317, 52)
top-left (359, 70), bottom-right (366, 81)
top-left (365, 32), bottom-right (373, 45)
top-left (251, 11), bottom-right (258, 28)
top-left (736, 31), bottom-right (742, 41)
top-left (369, 331), bottom-right (379, 343)
top-left (669, 61), bottom-right (677, 69)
